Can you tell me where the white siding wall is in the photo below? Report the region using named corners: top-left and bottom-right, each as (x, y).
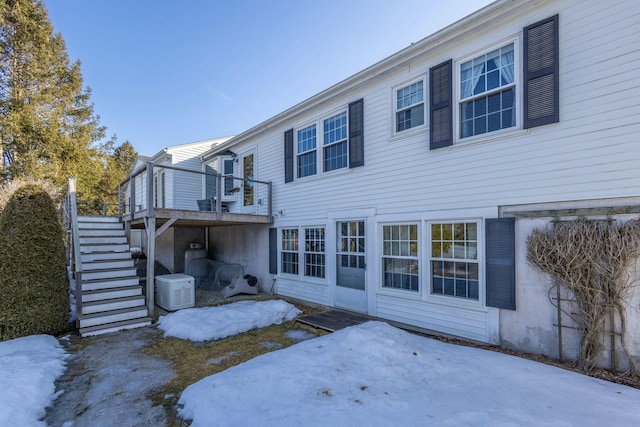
top-left (207, 225), bottom-right (271, 292)
top-left (166, 141), bottom-right (217, 210)
top-left (206, 0), bottom-right (640, 359)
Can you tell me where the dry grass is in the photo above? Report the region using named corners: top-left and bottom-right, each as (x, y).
top-left (141, 299), bottom-right (638, 426)
top-left (141, 302), bottom-right (327, 426)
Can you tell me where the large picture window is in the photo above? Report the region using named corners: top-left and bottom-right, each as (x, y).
top-left (395, 80), bottom-right (425, 132)
top-left (430, 222), bottom-right (479, 300)
top-left (460, 43), bottom-right (515, 138)
top-left (382, 224), bottom-right (419, 291)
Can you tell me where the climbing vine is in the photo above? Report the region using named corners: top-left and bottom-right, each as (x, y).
top-left (526, 218), bottom-right (640, 374)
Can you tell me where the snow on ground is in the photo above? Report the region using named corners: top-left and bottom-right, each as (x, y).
top-left (3, 299), bottom-right (640, 426)
top-left (0, 335), bottom-right (67, 427)
top-left (179, 320), bottom-right (640, 427)
top-left (157, 299), bottom-right (301, 341)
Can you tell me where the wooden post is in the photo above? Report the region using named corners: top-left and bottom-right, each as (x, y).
top-left (556, 281), bottom-right (563, 361)
top-left (68, 177), bottom-right (84, 325)
top-left (146, 216), bottom-right (156, 316)
top-left (130, 174), bottom-right (136, 214)
top-left (145, 161), bottom-right (156, 316)
top-left (216, 173), bottom-right (222, 220)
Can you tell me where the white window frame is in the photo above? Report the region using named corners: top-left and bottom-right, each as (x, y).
top-left (279, 225), bottom-right (327, 281)
top-left (281, 228), bottom-right (299, 276)
top-left (153, 170), bottom-right (165, 208)
top-left (427, 220), bottom-right (482, 305)
top-left (292, 106), bottom-right (350, 181)
top-left (381, 223), bottom-right (420, 293)
top-left (393, 77), bottom-right (426, 136)
top-left (322, 111), bottom-right (348, 173)
top-left (455, 37), bottom-right (521, 143)
top-left (296, 124), bottom-right (317, 179)
top-left (304, 227), bottom-right (326, 278)
top-left (202, 155), bottom-right (237, 201)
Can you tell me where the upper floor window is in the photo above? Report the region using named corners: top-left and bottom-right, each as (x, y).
top-left (297, 125), bottom-right (317, 178)
top-left (284, 98), bottom-right (363, 183)
top-left (395, 80), bottom-right (425, 132)
top-left (460, 43), bottom-right (515, 138)
top-left (323, 112), bottom-right (348, 172)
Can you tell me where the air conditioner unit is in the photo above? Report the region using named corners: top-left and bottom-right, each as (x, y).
top-left (155, 274), bottom-right (195, 311)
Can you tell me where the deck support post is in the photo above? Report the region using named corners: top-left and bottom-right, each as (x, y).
top-left (145, 161), bottom-right (156, 316)
top-left (145, 215), bottom-right (156, 316)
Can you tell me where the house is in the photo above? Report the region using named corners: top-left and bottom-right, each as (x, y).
top-left (127, 0), bottom-right (640, 369)
top-left (124, 137), bottom-right (233, 272)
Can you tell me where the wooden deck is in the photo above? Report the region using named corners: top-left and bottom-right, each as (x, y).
top-left (297, 309), bottom-right (372, 332)
top-left (125, 208), bottom-right (272, 229)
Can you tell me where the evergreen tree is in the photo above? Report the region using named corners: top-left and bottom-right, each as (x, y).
top-left (95, 138), bottom-right (137, 215)
top-left (0, 0), bottom-right (106, 195)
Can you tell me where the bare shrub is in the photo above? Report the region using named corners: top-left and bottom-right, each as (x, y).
top-left (526, 218), bottom-right (640, 373)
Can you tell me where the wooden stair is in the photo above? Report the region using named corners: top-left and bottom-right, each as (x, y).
top-left (76, 216), bottom-right (151, 336)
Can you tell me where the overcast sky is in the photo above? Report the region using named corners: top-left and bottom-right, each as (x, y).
top-left (45, 0), bottom-right (494, 156)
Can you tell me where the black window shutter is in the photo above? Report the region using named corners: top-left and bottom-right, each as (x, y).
top-left (429, 60), bottom-right (453, 150)
top-left (284, 129), bottom-right (294, 183)
top-left (523, 14), bottom-right (559, 129)
top-left (485, 217), bottom-right (516, 310)
top-left (269, 227), bottom-right (278, 274)
top-left (348, 98), bottom-right (364, 168)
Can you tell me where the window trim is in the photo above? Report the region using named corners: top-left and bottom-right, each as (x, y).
top-left (280, 228), bottom-right (299, 276)
top-left (292, 107), bottom-right (351, 181)
top-left (454, 36), bottom-right (521, 144)
top-left (295, 124), bottom-right (317, 179)
top-left (381, 223), bottom-right (420, 293)
top-left (322, 111), bottom-right (349, 173)
top-left (392, 76), bottom-right (427, 137)
top-left (426, 219), bottom-right (484, 307)
top-left (304, 227), bottom-right (326, 278)
top-left (202, 154), bottom-right (237, 201)
top-left (279, 225), bottom-right (327, 282)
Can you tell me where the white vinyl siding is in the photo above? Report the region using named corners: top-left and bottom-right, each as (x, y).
top-left (216, 0), bottom-right (640, 347)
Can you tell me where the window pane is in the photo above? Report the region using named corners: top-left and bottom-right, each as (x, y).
top-left (304, 227), bottom-right (325, 279)
top-left (324, 112), bottom-right (347, 145)
top-left (459, 42), bottom-right (516, 139)
top-left (430, 222), bottom-right (479, 300)
top-left (297, 125), bottom-right (317, 178)
top-left (396, 81), bottom-right (425, 132)
top-left (324, 140), bottom-right (347, 172)
top-left (382, 224), bottom-right (419, 292)
top-left (297, 151), bottom-right (316, 178)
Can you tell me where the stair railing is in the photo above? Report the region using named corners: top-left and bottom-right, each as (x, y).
top-left (66, 177), bottom-right (83, 323)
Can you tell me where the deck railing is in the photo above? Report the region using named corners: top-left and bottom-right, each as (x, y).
top-left (118, 161), bottom-right (272, 221)
top-left (63, 177), bottom-right (83, 323)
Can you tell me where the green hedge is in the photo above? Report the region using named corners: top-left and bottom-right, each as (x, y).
top-left (0, 185), bottom-right (70, 340)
